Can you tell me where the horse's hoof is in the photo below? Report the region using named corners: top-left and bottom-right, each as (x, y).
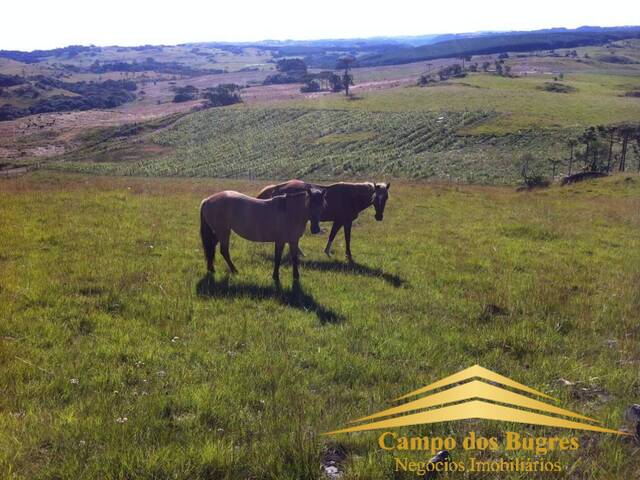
top-left (324, 249), bottom-right (332, 257)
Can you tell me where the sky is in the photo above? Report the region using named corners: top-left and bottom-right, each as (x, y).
top-left (3, 0), bottom-right (640, 51)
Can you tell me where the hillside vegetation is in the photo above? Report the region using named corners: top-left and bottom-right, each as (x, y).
top-left (40, 68), bottom-right (640, 183)
top-left (1, 172), bottom-right (639, 479)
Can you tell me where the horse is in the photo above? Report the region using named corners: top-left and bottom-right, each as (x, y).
top-left (257, 180), bottom-right (390, 260)
top-left (200, 188), bottom-right (325, 280)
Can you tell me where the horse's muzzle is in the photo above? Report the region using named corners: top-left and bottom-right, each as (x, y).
top-left (375, 214), bottom-right (383, 221)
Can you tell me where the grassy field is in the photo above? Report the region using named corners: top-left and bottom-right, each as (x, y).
top-left (1, 172), bottom-right (639, 479)
top-left (26, 68), bottom-right (636, 184)
top-left (289, 73), bottom-right (640, 134)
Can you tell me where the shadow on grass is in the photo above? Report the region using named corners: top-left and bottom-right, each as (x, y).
top-left (259, 253), bottom-right (406, 288)
top-left (301, 259), bottom-right (406, 288)
top-left (196, 274), bottom-right (344, 324)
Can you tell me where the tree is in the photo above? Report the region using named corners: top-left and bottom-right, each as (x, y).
top-left (300, 80), bottom-right (320, 93)
top-left (577, 127), bottom-right (598, 170)
top-left (328, 73), bottom-right (344, 93)
top-left (519, 153), bottom-right (549, 188)
top-left (315, 71), bottom-right (338, 91)
top-left (336, 56), bottom-right (356, 96)
top-left (437, 64), bottom-right (465, 81)
top-left (616, 124), bottom-right (639, 172)
top-left (567, 139), bottom-right (577, 175)
top-left (597, 125), bottom-right (616, 172)
top-left (202, 84), bottom-right (241, 107)
top-left (481, 61), bottom-right (491, 72)
top-left (548, 158), bottom-right (562, 178)
top-left (458, 55), bottom-right (472, 70)
top-left (263, 58), bottom-right (308, 85)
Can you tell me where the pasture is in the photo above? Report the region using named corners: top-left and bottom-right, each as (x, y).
top-left (289, 73), bottom-right (640, 134)
top-left (1, 172), bottom-right (639, 479)
top-left (29, 68), bottom-right (639, 184)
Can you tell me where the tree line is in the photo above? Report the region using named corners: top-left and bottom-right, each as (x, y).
top-left (263, 57), bottom-right (356, 96)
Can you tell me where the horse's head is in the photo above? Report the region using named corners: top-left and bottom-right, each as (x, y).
top-left (372, 182), bottom-right (390, 221)
top-left (307, 187), bottom-right (326, 234)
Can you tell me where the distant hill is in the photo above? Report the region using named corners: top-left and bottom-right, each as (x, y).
top-left (356, 27), bottom-right (640, 66)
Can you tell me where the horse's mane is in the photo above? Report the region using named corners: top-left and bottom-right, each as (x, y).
top-left (272, 190), bottom-right (309, 212)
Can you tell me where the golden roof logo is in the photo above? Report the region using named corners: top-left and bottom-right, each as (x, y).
top-left (325, 365), bottom-right (626, 435)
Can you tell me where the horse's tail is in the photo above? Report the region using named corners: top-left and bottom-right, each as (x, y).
top-left (200, 203), bottom-right (217, 272)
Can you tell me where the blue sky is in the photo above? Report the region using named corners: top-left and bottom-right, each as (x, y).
top-left (4, 0), bottom-right (639, 50)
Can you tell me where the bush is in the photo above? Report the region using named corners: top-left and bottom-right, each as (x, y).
top-left (0, 74), bottom-right (25, 87)
top-left (0, 104), bottom-right (27, 121)
top-left (300, 80), bottom-right (321, 93)
top-left (519, 153), bottom-right (550, 188)
top-left (437, 64), bottom-right (466, 81)
top-left (538, 82), bottom-right (576, 93)
top-left (417, 74), bottom-right (436, 86)
top-left (596, 54), bottom-right (637, 64)
top-left (263, 58), bottom-right (308, 85)
top-left (172, 85), bottom-right (199, 103)
top-left (203, 84), bottom-right (242, 107)
top-left (89, 58), bottom-right (223, 76)
top-left (0, 77), bottom-right (138, 120)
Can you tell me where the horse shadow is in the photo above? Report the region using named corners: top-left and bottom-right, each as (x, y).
top-left (196, 274), bottom-right (344, 324)
top-left (258, 254), bottom-right (406, 288)
top-left (301, 259), bottom-right (407, 288)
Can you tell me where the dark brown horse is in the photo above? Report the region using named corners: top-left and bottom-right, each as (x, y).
top-left (200, 188), bottom-right (325, 280)
top-left (257, 180), bottom-right (390, 260)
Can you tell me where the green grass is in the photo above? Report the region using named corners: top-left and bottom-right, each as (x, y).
top-left (1, 172), bottom-right (639, 479)
top-left (288, 73), bottom-right (640, 134)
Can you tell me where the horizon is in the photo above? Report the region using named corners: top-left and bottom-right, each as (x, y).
top-left (4, 0), bottom-right (640, 51)
top-left (4, 24), bottom-right (640, 53)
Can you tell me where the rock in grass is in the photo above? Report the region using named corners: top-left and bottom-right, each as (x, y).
top-left (479, 304), bottom-right (508, 322)
top-left (624, 404), bottom-right (640, 440)
top-left (321, 444), bottom-right (347, 479)
top-left (424, 450), bottom-right (451, 479)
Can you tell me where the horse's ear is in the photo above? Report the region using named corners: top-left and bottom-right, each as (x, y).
top-left (386, 182), bottom-right (391, 190)
top-left (373, 182), bottom-right (378, 189)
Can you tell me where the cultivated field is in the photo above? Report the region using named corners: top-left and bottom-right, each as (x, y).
top-left (2, 40), bottom-right (640, 183)
top-left (1, 172), bottom-right (639, 479)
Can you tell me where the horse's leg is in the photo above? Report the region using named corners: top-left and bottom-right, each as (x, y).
top-left (289, 241), bottom-right (300, 280)
top-left (324, 222), bottom-right (342, 257)
top-left (219, 230), bottom-right (238, 274)
top-left (344, 220), bottom-right (353, 262)
top-left (208, 233), bottom-right (219, 272)
top-left (273, 241), bottom-right (284, 281)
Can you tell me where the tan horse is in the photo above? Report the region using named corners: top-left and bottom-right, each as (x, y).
top-left (200, 189), bottom-right (325, 280)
